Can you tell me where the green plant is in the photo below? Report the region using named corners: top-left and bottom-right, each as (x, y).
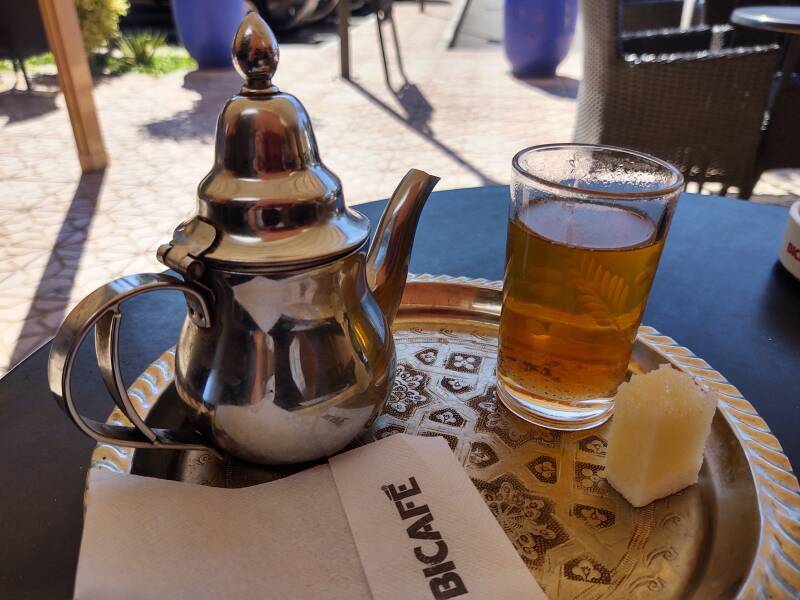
top-left (137, 47), bottom-right (197, 75)
top-left (75, 0), bottom-right (129, 51)
top-left (116, 32), bottom-right (167, 68)
top-left (98, 44), bottom-right (197, 76)
top-left (1, 45), bottom-right (195, 77)
top-left (0, 53), bottom-right (54, 72)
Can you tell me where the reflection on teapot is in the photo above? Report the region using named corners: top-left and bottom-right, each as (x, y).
top-left (48, 12), bottom-right (439, 465)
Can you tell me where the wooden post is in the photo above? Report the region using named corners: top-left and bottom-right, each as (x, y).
top-left (37, 0), bottom-right (108, 172)
top-left (338, 0), bottom-right (351, 80)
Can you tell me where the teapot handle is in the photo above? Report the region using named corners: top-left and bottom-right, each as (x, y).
top-left (48, 273), bottom-right (220, 455)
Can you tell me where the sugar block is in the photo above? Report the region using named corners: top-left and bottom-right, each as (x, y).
top-left (604, 364), bottom-right (717, 507)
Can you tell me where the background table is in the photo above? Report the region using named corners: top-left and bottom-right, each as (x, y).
top-left (1, 187), bottom-right (798, 598)
top-left (732, 5), bottom-right (800, 94)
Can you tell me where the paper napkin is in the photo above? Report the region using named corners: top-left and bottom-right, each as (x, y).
top-left (76, 434), bottom-right (545, 600)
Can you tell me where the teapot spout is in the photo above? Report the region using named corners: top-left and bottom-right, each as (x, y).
top-left (367, 169), bottom-right (440, 326)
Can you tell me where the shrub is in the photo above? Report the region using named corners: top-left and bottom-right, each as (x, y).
top-left (75, 0), bottom-right (130, 51)
top-left (116, 32), bottom-right (166, 68)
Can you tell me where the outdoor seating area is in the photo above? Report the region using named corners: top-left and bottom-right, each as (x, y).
top-left (1, 1), bottom-right (799, 599)
top-left (575, 0), bottom-right (800, 197)
top-left (577, 0), bottom-right (781, 195)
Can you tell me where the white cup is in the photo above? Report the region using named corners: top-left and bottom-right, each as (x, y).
top-left (779, 201), bottom-right (800, 280)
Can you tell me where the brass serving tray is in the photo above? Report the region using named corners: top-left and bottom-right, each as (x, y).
top-left (91, 275), bottom-right (800, 599)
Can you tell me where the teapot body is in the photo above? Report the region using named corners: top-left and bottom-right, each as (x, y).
top-left (174, 245), bottom-right (395, 464)
top-left (47, 13), bottom-right (439, 466)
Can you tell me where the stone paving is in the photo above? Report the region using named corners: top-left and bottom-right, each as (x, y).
top-left (0, 0), bottom-right (797, 375)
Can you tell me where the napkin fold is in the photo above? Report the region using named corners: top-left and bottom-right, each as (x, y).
top-left (77, 464), bottom-right (369, 599)
top-left (76, 434), bottom-right (545, 600)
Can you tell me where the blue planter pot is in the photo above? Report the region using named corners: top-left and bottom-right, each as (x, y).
top-left (504, 0), bottom-right (578, 78)
top-left (172, 0), bottom-right (246, 69)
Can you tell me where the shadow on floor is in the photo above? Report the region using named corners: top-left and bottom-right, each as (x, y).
top-left (393, 82), bottom-right (433, 131)
top-left (518, 76), bottom-right (580, 100)
top-left (346, 78), bottom-right (498, 185)
top-left (143, 69), bottom-right (240, 141)
top-left (0, 88), bottom-right (59, 124)
top-left (9, 170), bottom-right (105, 367)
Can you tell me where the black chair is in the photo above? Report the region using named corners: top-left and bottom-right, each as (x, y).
top-left (574, 0), bottom-right (783, 196)
top-left (702, 0), bottom-right (799, 197)
top-left (0, 0), bottom-right (50, 90)
top-left (622, 0), bottom-right (684, 32)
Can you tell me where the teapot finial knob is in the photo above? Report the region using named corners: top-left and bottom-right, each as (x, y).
top-left (233, 11), bottom-right (279, 93)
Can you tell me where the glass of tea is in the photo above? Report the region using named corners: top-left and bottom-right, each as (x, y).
top-left (497, 144), bottom-right (683, 431)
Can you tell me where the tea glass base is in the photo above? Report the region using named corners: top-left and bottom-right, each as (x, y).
top-left (496, 378), bottom-right (614, 431)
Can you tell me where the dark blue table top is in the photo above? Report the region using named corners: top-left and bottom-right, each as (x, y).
top-left (358, 186), bottom-right (800, 469)
top-left (1, 186), bottom-right (798, 598)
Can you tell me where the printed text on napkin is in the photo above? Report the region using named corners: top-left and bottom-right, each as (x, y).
top-left (329, 434), bottom-right (544, 599)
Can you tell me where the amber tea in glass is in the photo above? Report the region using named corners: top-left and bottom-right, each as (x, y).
top-left (497, 144), bottom-right (683, 430)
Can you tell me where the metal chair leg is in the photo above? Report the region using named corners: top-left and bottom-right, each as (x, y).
top-left (737, 171), bottom-right (760, 200)
top-left (448, 0), bottom-right (473, 48)
top-left (388, 12), bottom-right (408, 83)
top-left (17, 59), bottom-right (33, 91)
top-left (375, 14), bottom-right (392, 88)
top-left (11, 58), bottom-right (33, 92)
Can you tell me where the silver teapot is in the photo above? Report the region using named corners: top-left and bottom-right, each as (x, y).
top-left (48, 13), bottom-right (439, 465)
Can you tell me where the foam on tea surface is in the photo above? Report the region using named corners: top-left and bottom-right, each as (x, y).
top-left (525, 200), bottom-right (656, 249)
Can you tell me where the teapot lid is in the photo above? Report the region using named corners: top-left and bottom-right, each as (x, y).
top-left (166, 12), bottom-right (369, 271)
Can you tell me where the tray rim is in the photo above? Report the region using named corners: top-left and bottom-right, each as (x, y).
top-left (91, 273), bottom-right (800, 598)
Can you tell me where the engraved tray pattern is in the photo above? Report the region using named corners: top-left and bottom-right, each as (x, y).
top-left (91, 275), bottom-right (800, 599)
